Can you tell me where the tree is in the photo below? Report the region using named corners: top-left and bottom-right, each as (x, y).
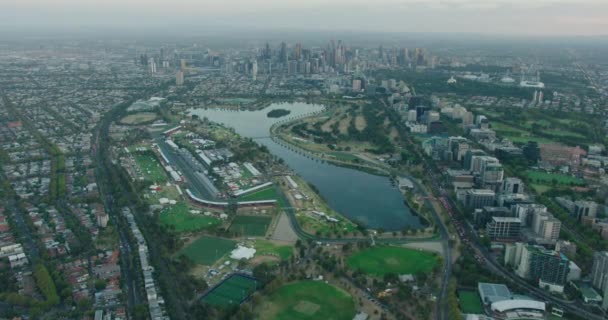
top-left (253, 263), bottom-right (275, 286)
top-left (94, 279), bottom-right (107, 291)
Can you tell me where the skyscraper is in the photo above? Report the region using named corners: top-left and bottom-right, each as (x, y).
top-left (264, 42), bottom-right (271, 59)
top-left (591, 252), bottom-right (608, 292)
top-left (517, 245), bottom-right (570, 291)
top-left (149, 59), bottom-right (157, 73)
top-left (280, 42), bottom-right (288, 63)
top-left (252, 60), bottom-right (258, 81)
top-left (175, 70), bottom-right (184, 86)
top-left (294, 43), bottom-right (302, 60)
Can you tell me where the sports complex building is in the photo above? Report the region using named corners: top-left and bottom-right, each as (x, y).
top-left (478, 282), bottom-right (546, 319)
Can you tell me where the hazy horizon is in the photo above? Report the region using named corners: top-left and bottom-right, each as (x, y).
top-left (1, 0), bottom-right (607, 37)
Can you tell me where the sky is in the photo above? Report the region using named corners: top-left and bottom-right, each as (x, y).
top-left (1, 0), bottom-right (607, 37)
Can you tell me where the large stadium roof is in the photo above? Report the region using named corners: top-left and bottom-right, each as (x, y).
top-left (491, 299), bottom-right (545, 313)
top-left (478, 282), bottom-right (512, 304)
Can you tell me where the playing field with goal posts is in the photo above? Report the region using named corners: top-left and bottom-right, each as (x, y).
top-left (201, 274), bottom-right (258, 307)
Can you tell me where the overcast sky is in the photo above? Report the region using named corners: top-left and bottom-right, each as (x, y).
top-left (1, 0), bottom-right (607, 36)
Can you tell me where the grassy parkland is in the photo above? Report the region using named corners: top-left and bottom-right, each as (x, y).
top-left (257, 280), bottom-right (355, 320)
top-left (228, 215), bottom-right (271, 237)
top-left (526, 170), bottom-right (585, 186)
top-left (253, 240), bottom-right (293, 261)
top-left (346, 246), bottom-right (439, 276)
top-left (179, 236), bottom-right (236, 265)
top-left (159, 203), bottom-right (221, 233)
top-left (133, 151), bottom-right (167, 183)
top-left (237, 186), bottom-right (287, 207)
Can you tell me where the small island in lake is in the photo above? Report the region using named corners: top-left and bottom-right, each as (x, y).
top-left (267, 109), bottom-right (291, 118)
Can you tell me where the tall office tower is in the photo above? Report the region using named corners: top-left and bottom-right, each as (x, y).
top-left (149, 59), bottom-right (157, 73)
top-left (180, 59), bottom-right (187, 70)
top-left (415, 48), bottom-right (426, 65)
top-left (311, 58), bottom-right (319, 73)
top-left (252, 60), bottom-right (258, 81)
top-left (574, 200), bottom-right (598, 220)
top-left (538, 91), bottom-right (544, 104)
top-left (280, 42), bottom-right (288, 63)
top-left (352, 79), bottom-right (362, 92)
top-left (264, 42), bottom-right (271, 59)
top-left (398, 48), bottom-right (408, 66)
top-left (337, 40), bottom-right (345, 65)
top-left (533, 90), bottom-right (538, 104)
top-left (591, 252), bottom-right (608, 292)
top-left (516, 245), bottom-right (570, 291)
top-left (502, 177), bottom-right (524, 195)
top-left (288, 60), bottom-right (297, 75)
top-left (176, 70), bottom-right (184, 86)
top-left (294, 43), bottom-right (302, 60)
top-left (531, 212), bottom-right (561, 242)
top-left (481, 163), bottom-right (504, 191)
top-left (160, 47), bottom-right (165, 63)
top-left (378, 45), bottom-right (384, 61)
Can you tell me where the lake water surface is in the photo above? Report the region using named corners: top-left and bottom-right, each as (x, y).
top-left (190, 102), bottom-right (422, 230)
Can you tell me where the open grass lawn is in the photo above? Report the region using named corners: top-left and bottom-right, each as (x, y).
top-left (458, 290), bottom-right (483, 314)
top-left (526, 170), bottom-right (584, 186)
top-left (201, 274), bottom-right (258, 307)
top-left (254, 240), bottom-right (293, 260)
top-left (229, 215), bottom-right (271, 236)
top-left (296, 213), bottom-right (357, 237)
top-left (120, 112), bottom-right (158, 125)
top-left (134, 152), bottom-right (167, 183)
top-left (238, 186), bottom-right (287, 207)
top-left (160, 203), bottom-right (221, 233)
top-left (179, 236), bottom-right (236, 265)
top-left (346, 246), bottom-right (438, 276)
top-left (491, 123), bottom-right (555, 144)
top-left (238, 187), bottom-right (277, 201)
top-left (257, 281), bottom-right (355, 320)
top-left (326, 152), bottom-right (359, 162)
top-left (545, 129), bottom-right (585, 139)
top-left (530, 184), bottom-right (552, 194)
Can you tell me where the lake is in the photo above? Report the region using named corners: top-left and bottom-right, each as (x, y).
top-left (190, 102), bottom-right (422, 230)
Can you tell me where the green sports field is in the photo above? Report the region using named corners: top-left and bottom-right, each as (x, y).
top-left (257, 281), bottom-right (355, 320)
top-left (229, 215), bottom-right (272, 236)
top-left (160, 203), bottom-right (221, 232)
top-left (201, 274), bottom-right (257, 307)
top-left (179, 236), bottom-right (236, 265)
top-left (134, 152), bottom-right (167, 183)
top-left (346, 246), bottom-right (438, 276)
top-left (254, 240), bottom-right (293, 260)
top-left (238, 186), bottom-right (286, 207)
top-left (526, 170), bottom-right (584, 186)
top-left (458, 290), bottom-right (483, 314)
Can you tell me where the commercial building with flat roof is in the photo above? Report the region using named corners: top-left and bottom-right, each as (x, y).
top-left (487, 217), bottom-right (521, 240)
top-left (465, 189), bottom-right (495, 210)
